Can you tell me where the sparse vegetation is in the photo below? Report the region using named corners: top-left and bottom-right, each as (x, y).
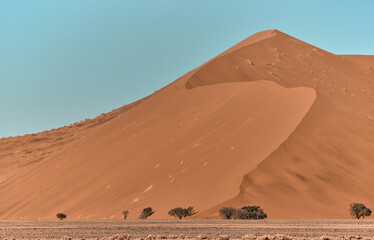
top-left (349, 203), bottom-right (372, 219)
top-left (56, 213), bottom-right (67, 220)
top-left (219, 206), bottom-right (267, 220)
top-left (122, 210), bottom-right (129, 220)
top-left (168, 207), bottom-right (198, 219)
top-left (4, 220), bottom-right (374, 238)
top-left (139, 207), bottom-right (155, 219)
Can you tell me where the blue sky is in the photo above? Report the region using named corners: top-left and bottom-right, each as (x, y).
top-left (1, 0), bottom-right (374, 138)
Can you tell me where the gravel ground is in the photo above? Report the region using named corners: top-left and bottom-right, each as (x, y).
top-left (0, 220), bottom-right (374, 239)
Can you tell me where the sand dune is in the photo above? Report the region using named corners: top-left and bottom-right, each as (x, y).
top-left (1, 30), bottom-right (374, 219)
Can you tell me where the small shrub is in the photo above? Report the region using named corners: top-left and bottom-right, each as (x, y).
top-left (56, 213), bottom-right (67, 220)
top-left (349, 203), bottom-right (372, 219)
top-left (122, 210), bottom-right (129, 220)
top-left (168, 206), bottom-right (198, 219)
top-left (139, 207), bottom-right (155, 219)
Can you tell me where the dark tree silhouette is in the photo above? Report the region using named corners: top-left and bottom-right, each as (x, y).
top-left (219, 206), bottom-right (267, 220)
top-left (237, 206), bottom-right (267, 219)
top-left (350, 203), bottom-right (372, 219)
top-left (56, 213), bottom-right (67, 220)
top-left (168, 207), bottom-right (198, 219)
top-left (219, 207), bottom-right (237, 219)
top-left (122, 210), bottom-right (129, 220)
top-left (139, 207), bottom-right (155, 219)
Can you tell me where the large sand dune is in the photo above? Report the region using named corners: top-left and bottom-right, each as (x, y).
top-left (1, 30), bottom-right (374, 219)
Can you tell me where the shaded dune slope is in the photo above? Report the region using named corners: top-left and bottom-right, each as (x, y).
top-left (1, 30), bottom-right (374, 219)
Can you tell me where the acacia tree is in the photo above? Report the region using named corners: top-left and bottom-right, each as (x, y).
top-left (219, 207), bottom-right (237, 219)
top-left (139, 207), bottom-right (155, 219)
top-left (122, 210), bottom-right (129, 220)
top-left (238, 206), bottom-right (267, 219)
top-left (219, 206), bottom-right (267, 220)
top-left (183, 207), bottom-right (198, 218)
top-left (350, 203), bottom-right (372, 219)
top-left (56, 213), bottom-right (67, 220)
top-left (168, 207), bottom-right (198, 219)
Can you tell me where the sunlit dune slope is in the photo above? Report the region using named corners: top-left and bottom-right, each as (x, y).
top-left (0, 79), bottom-right (315, 219)
top-left (1, 29), bottom-right (374, 219)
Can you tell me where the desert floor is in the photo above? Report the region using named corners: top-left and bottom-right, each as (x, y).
top-left (1, 220), bottom-right (374, 239)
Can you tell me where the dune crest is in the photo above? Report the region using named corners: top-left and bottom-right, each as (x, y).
top-left (1, 29), bottom-right (374, 219)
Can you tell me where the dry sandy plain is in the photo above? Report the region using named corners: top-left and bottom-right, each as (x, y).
top-left (1, 220), bottom-right (374, 239)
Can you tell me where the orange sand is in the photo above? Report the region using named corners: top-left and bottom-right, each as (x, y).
top-left (1, 30), bottom-right (374, 220)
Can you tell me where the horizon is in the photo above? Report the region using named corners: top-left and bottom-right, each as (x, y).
top-left (1, 0), bottom-right (374, 138)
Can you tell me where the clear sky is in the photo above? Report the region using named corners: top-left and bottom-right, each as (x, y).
top-left (1, 0), bottom-right (374, 138)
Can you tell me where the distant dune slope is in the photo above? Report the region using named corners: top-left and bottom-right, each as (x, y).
top-left (1, 30), bottom-right (374, 219)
